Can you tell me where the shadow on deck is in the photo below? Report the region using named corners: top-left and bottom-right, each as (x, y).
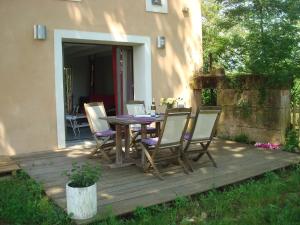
top-left (14, 139), bottom-right (300, 223)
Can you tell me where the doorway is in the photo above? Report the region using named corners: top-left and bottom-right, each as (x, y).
top-left (54, 30), bottom-right (152, 148)
top-left (63, 43), bottom-right (134, 143)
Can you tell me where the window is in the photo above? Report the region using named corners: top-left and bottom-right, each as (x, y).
top-left (152, 0), bottom-right (162, 6)
top-left (145, 0), bottom-right (168, 14)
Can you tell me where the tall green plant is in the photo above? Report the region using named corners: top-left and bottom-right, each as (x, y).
top-left (202, 0), bottom-right (300, 85)
top-left (283, 129), bottom-right (299, 152)
top-left (291, 79), bottom-right (300, 106)
top-left (221, 0), bottom-right (299, 84)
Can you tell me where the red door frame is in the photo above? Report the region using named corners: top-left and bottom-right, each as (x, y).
top-left (112, 47), bottom-right (124, 115)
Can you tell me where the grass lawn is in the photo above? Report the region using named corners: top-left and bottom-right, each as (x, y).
top-left (1, 165), bottom-right (300, 225)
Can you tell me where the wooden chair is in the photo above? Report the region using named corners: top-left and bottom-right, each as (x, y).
top-left (126, 100), bottom-right (157, 148)
top-left (84, 102), bottom-right (115, 161)
top-left (183, 107), bottom-right (221, 170)
top-left (139, 108), bottom-right (192, 180)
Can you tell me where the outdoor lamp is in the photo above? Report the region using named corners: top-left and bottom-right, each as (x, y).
top-left (33, 24), bottom-right (47, 40)
top-left (157, 36), bottom-right (165, 49)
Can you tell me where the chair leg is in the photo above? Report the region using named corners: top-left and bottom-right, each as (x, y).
top-left (206, 151), bottom-right (217, 168)
top-left (129, 132), bottom-right (139, 148)
top-left (143, 147), bottom-right (164, 180)
top-left (193, 141), bottom-right (217, 167)
top-left (176, 147), bottom-right (189, 174)
top-left (89, 137), bottom-right (113, 163)
top-left (181, 153), bottom-right (194, 172)
top-left (90, 146), bottom-right (112, 162)
top-left (193, 152), bottom-right (205, 162)
top-left (200, 141), bottom-right (216, 167)
top-left (89, 147), bottom-right (99, 156)
top-left (178, 157), bottom-right (189, 174)
top-left (193, 142), bottom-right (209, 161)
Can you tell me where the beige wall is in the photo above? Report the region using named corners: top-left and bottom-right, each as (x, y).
top-left (0, 0), bottom-right (202, 155)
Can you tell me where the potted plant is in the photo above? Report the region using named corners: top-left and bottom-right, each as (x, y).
top-left (64, 162), bottom-right (101, 220)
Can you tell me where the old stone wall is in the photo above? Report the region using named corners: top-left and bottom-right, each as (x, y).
top-left (217, 89), bottom-right (290, 144)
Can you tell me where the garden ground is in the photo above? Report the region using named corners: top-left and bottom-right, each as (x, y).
top-left (1, 164), bottom-right (300, 225)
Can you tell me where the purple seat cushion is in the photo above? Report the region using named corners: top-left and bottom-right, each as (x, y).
top-left (95, 129), bottom-right (116, 137)
top-left (184, 132), bottom-right (192, 141)
top-left (142, 137), bottom-right (158, 146)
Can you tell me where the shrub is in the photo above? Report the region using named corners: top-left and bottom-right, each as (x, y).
top-left (283, 129), bottom-right (299, 153)
top-left (201, 89), bottom-right (217, 106)
top-left (0, 171), bottom-right (71, 225)
top-left (234, 133), bottom-right (250, 144)
top-left (64, 162), bottom-right (101, 188)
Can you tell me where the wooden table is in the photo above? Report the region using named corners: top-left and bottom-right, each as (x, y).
top-left (99, 115), bottom-right (164, 168)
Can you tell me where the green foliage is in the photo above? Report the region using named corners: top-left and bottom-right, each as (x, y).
top-left (291, 79), bottom-right (300, 106)
top-left (283, 129), bottom-right (299, 152)
top-left (65, 162), bottom-right (101, 188)
top-left (201, 89), bottom-right (217, 106)
top-left (133, 206), bottom-right (149, 219)
top-left (0, 171), bottom-right (71, 225)
top-left (3, 167), bottom-right (300, 225)
top-left (174, 196), bottom-right (190, 208)
top-left (224, 74), bottom-right (245, 91)
top-left (234, 133), bottom-right (250, 144)
top-left (202, 0), bottom-right (300, 85)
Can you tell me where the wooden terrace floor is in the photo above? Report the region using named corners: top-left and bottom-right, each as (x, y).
top-left (15, 139), bottom-right (300, 223)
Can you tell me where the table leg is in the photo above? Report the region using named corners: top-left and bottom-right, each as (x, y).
top-left (155, 121), bottom-right (161, 137)
top-left (141, 124), bottom-right (147, 139)
top-left (124, 125), bottom-right (130, 159)
top-left (108, 124), bottom-right (134, 169)
top-left (141, 124), bottom-right (147, 166)
top-left (115, 124), bottom-right (123, 165)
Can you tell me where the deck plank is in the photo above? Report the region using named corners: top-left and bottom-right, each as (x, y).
top-left (0, 156), bottom-right (20, 174)
top-left (15, 139), bottom-right (300, 223)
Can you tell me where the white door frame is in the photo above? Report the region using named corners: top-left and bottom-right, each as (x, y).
top-left (54, 29), bottom-right (152, 148)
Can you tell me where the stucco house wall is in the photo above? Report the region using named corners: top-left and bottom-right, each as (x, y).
top-left (0, 0), bottom-right (202, 155)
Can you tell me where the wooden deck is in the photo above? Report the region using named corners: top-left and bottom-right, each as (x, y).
top-left (15, 139), bottom-right (300, 223)
top-left (0, 155), bottom-right (20, 175)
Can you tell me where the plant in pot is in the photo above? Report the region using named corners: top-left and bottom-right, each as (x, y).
top-left (64, 162), bottom-right (101, 220)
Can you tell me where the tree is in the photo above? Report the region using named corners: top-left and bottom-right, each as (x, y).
top-left (202, 0), bottom-right (300, 86)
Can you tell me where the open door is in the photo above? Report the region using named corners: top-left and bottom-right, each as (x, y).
top-left (112, 46), bottom-right (134, 115)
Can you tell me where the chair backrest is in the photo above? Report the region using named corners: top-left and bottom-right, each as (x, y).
top-left (158, 108), bottom-right (191, 146)
top-left (126, 100), bottom-right (146, 116)
top-left (190, 107), bottom-right (221, 141)
top-left (84, 102), bottom-right (110, 133)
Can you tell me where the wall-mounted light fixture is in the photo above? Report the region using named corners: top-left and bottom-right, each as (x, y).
top-left (33, 24), bottom-right (47, 40)
top-left (157, 36), bottom-right (166, 49)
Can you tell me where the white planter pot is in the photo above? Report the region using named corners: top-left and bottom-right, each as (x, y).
top-left (66, 182), bottom-right (97, 220)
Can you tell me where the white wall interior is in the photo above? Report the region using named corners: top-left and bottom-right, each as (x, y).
top-left (54, 30), bottom-right (152, 148)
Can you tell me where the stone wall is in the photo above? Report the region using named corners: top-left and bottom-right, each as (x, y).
top-left (217, 89), bottom-right (290, 144)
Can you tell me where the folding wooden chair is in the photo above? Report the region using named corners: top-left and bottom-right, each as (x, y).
top-left (139, 108), bottom-right (192, 180)
top-left (84, 102), bottom-right (116, 161)
top-left (126, 100), bottom-right (157, 148)
top-left (183, 107), bottom-right (221, 169)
